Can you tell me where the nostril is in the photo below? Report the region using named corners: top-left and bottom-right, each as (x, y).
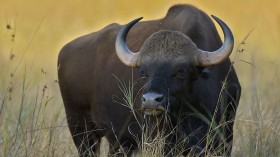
top-left (142, 97), bottom-right (146, 103)
top-left (155, 96), bottom-right (164, 102)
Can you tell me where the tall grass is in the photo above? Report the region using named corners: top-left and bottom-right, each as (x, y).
top-left (0, 66), bottom-right (77, 156)
top-left (233, 57), bottom-right (280, 157)
top-left (0, 17), bottom-right (77, 156)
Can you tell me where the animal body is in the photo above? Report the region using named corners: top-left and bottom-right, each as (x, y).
top-left (58, 4), bottom-right (241, 156)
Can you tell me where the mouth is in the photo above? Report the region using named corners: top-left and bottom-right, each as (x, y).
top-left (143, 106), bottom-right (166, 116)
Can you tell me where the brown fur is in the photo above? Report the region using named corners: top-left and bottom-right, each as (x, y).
top-left (139, 30), bottom-right (200, 63)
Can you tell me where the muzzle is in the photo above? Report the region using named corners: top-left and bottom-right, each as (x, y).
top-left (141, 92), bottom-right (167, 116)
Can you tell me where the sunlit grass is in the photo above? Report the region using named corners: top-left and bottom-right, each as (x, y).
top-left (0, 71), bottom-right (76, 156)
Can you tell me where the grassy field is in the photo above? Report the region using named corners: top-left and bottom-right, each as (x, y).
top-left (1, 0), bottom-right (280, 156)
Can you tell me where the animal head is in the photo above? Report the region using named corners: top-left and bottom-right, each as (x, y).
top-left (115, 16), bottom-right (234, 116)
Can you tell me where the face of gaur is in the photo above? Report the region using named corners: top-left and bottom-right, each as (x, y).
top-left (137, 31), bottom-right (202, 116)
top-left (138, 60), bottom-right (201, 116)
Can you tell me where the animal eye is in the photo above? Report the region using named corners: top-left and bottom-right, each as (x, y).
top-left (177, 71), bottom-right (187, 79)
top-left (139, 69), bottom-right (148, 77)
top-left (172, 70), bottom-right (187, 80)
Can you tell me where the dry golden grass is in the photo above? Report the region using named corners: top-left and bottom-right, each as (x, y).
top-left (1, 0), bottom-right (280, 156)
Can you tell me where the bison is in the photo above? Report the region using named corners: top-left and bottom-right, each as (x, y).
top-left (58, 4), bottom-right (241, 156)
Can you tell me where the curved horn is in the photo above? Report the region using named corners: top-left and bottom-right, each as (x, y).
top-left (197, 15), bottom-right (234, 66)
top-left (115, 17), bottom-right (143, 67)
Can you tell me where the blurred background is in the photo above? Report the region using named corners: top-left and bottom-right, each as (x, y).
top-left (0, 0), bottom-right (280, 156)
